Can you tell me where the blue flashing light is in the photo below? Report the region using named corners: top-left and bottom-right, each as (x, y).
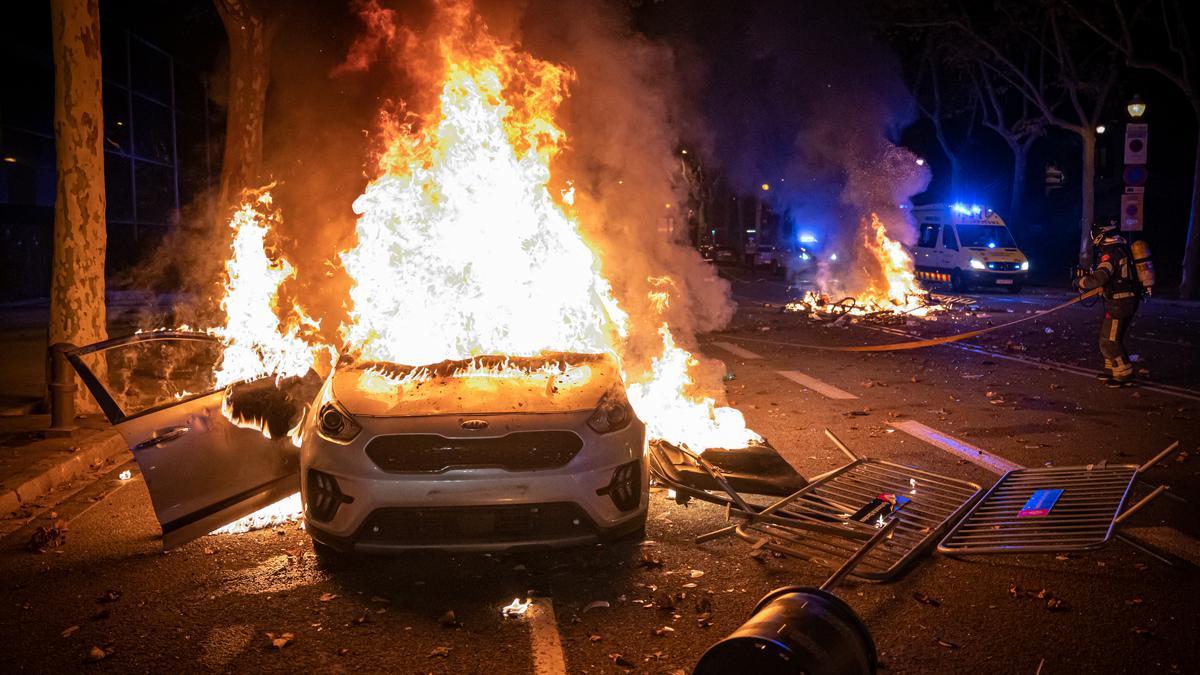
top-left (951, 202), bottom-right (988, 217)
top-left (829, 253), bottom-right (839, 262)
top-left (799, 233), bottom-right (818, 244)
top-left (987, 242), bottom-right (997, 249)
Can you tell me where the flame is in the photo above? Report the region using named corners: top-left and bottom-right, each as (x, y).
top-left (626, 324), bottom-right (760, 452)
top-left (339, 4), bottom-right (623, 366)
top-left (212, 191), bottom-right (321, 388)
top-left (501, 598), bottom-right (531, 617)
top-left (787, 213), bottom-right (941, 318)
top-left (335, 1), bottom-right (755, 453)
top-left (209, 493), bottom-right (303, 536)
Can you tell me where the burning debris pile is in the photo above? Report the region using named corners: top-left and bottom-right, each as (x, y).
top-left (785, 213), bottom-right (946, 321)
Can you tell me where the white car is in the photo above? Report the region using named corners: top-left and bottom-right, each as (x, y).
top-left (66, 333), bottom-right (649, 555)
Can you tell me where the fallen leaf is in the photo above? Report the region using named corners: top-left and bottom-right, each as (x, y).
top-left (85, 646), bottom-right (111, 662)
top-left (583, 600), bottom-right (610, 613)
top-left (319, 593), bottom-right (337, 602)
top-left (438, 610), bottom-right (461, 628)
top-left (637, 550), bottom-right (663, 568)
top-left (653, 626), bottom-right (675, 636)
top-left (336, 648), bottom-right (350, 656)
top-left (934, 637), bottom-right (960, 649)
top-left (429, 646), bottom-right (451, 658)
top-left (96, 590), bottom-right (122, 604)
top-left (912, 592), bottom-right (941, 607)
top-left (61, 625), bottom-right (79, 638)
top-left (689, 569), bottom-right (705, 579)
top-left (608, 653), bottom-right (635, 668)
top-left (265, 632), bottom-right (294, 650)
top-left (589, 634), bottom-right (603, 643)
top-left (1132, 626), bottom-right (1155, 638)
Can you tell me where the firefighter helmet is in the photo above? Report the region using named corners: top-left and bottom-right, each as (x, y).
top-left (1090, 221), bottom-right (1119, 246)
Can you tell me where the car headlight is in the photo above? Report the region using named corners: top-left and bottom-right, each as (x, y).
top-left (1020, 260), bottom-right (1030, 270)
top-left (588, 391), bottom-right (634, 434)
top-left (969, 259), bottom-right (985, 270)
top-left (317, 400), bottom-right (361, 443)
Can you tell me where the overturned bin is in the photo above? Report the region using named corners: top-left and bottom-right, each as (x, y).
top-left (694, 518), bottom-right (895, 675)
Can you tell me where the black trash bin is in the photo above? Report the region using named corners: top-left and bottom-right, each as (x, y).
top-left (694, 585), bottom-right (876, 675)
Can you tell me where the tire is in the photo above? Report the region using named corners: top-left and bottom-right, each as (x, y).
top-left (951, 269), bottom-right (969, 292)
top-left (312, 538), bottom-right (351, 570)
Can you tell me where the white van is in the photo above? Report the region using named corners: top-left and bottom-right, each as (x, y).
top-left (910, 203), bottom-right (1030, 293)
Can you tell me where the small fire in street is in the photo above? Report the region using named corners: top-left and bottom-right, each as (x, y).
top-left (786, 213), bottom-right (945, 319)
top-left (501, 598), bottom-right (531, 618)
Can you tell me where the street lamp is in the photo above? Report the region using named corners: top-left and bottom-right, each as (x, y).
top-left (1096, 125), bottom-right (1106, 134)
top-left (760, 183), bottom-right (770, 191)
top-left (1126, 95), bottom-right (1146, 119)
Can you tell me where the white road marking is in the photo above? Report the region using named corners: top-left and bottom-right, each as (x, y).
top-left (890, 420), bottom-right (1023, 474)
top-left (777, 370), bottom-right (858, 400)
top-left (711, 341), bottom-right (762, 359)
top-left (529, 598), bottom-right (567, 675)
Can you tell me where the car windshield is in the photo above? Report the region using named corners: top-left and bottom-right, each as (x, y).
top-left (956, 224), bottom-right (1016, 249)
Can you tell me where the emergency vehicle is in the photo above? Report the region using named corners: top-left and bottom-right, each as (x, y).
top-left (910, 203), bottom-right (1030, 293)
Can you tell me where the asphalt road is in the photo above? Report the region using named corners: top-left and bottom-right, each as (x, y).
top-left (1, 278), bottom-right (1198, 674)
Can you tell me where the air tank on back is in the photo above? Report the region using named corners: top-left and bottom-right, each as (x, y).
top-left (1131, 240), bottom-right (1155, 294)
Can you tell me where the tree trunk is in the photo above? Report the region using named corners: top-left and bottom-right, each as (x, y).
top-left (1178, 126), bottom-right (1200, 298)
top-left (1078, 130), bottom-right (1097, 266)
top-left (214, 0), bottom-right (275, 215)
top-left (49, 0), bottom-right (108, 413)
top-left (1008, 141), bottom-right (1028, 226)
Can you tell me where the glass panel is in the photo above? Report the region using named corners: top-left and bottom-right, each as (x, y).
top-left (956, 225), bottom-right (1016, 249)
top-left (74, 337), bottom-right (222, 419)
top-left (917, 223), bottom-right (940, 248)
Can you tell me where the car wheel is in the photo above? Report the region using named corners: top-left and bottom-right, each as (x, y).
top-left (951, 269), bottom-right (969, 292)
top-left (312, 538), bottom-right (351, 569)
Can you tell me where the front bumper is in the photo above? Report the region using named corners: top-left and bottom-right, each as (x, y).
top-left (300, 411), bottom-right (648, 553)
top-left (965, 270), bottom-right (1027, 286)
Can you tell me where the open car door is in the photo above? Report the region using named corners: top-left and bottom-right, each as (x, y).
top-left (67, 332), bottom-right (308, 549)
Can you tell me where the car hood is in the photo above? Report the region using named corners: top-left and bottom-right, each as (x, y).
top-left (331, 353), bottom-right (623, 417)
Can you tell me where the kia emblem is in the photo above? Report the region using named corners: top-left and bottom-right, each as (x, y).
top-left (461, 419), bottom-right (489, 430)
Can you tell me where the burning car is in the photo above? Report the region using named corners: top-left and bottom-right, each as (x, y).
top-left (65, 333), bottom-right (648, 555)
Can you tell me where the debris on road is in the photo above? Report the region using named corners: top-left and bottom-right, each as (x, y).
top-left (85, 646), bottom-right (112, 662)
top-left (266, 632), bottom-right (293, 650)
top-left (429, 645), bottom-right (452, 658)
top-left (438, 610), bottom-right (461, 628)
top-left (28, 520), bottom-right (68, 553)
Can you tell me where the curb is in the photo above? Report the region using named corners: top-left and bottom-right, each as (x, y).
top-left (0, 431), bottom-right (130, 517)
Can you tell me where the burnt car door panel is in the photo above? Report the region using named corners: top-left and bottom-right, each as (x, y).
top-left (66, 332), bottom-right (303, 549)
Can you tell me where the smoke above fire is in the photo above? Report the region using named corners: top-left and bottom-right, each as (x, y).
top-left (656, 0), bottom-right (931, 297)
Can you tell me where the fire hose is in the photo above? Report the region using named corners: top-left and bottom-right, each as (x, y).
top-left (728, 287), bottom-right (1102, 353)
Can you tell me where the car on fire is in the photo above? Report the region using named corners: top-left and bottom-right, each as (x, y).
top-left (65, 332), bottom-right (649, 556)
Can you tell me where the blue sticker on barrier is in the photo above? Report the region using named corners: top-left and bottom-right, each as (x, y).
top-left (1018, 489), bottom-right (1063, 517)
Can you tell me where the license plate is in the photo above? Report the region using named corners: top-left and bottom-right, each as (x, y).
top-left (996, 278), bottom-right (1013, 285)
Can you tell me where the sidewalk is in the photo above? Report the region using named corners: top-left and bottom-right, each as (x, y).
top-left (0, 415), bottom-right (130, 539)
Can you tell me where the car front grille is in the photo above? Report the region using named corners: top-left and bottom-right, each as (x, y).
top-left (365, 431), bottom-right (584, 473)
top-left (986, 261), bottom-right (1022, 271)
top-left (357, 503), bottom-right (596, 545)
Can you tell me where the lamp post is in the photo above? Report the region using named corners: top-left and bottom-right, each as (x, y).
top-left (1120, 95), bottom-right (1148, 234)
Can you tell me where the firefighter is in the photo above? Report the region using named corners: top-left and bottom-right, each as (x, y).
top-left (1075, 221), bottom-right (1140, 388)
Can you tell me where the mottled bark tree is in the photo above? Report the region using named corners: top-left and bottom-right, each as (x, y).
top-left (50, 0), bottom-right (108, 412)
top-left (213, 0), bottom-right (278, 215)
